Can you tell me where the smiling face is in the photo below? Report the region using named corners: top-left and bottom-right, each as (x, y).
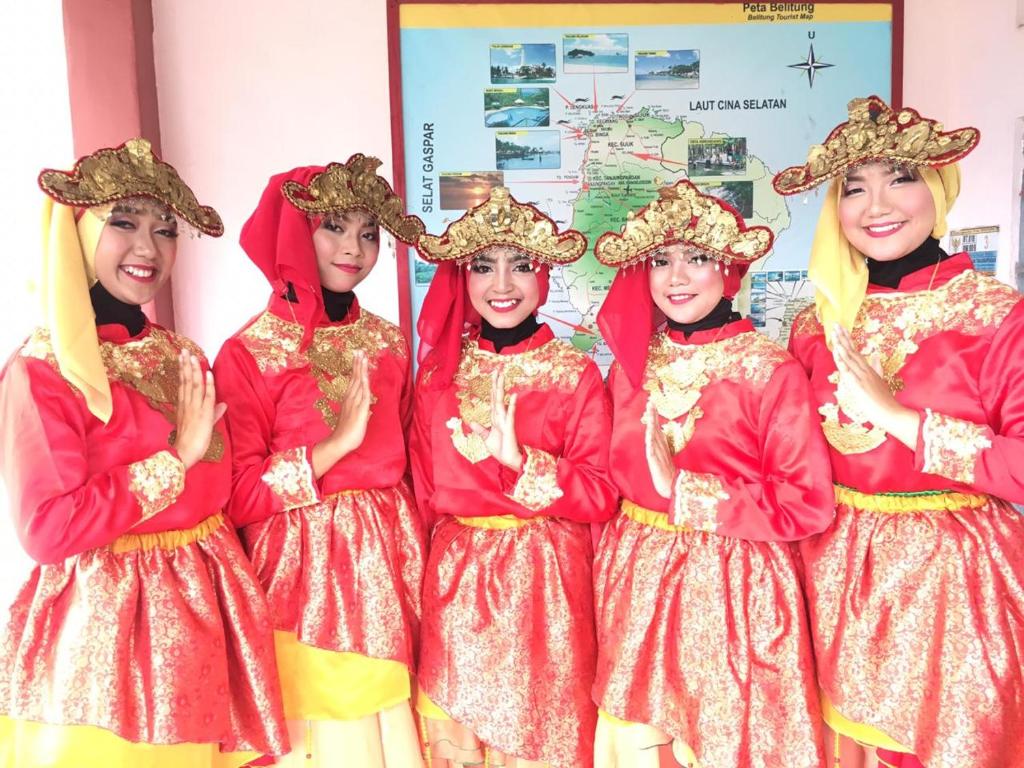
top-left (92, 201), bottom-right (178, 306)
top-left (466, 246), bottom-right (541, 328)
top-left (838, 161), bottom-right (937, 262)
top-left (312, 211), bottom-right (381, 292)
top-left (648, 243), bottom-right (725, 324)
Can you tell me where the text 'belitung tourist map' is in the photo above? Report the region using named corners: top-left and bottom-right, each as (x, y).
top-left (397, 3), bottom-right (895, 365)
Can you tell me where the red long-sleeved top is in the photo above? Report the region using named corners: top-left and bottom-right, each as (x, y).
top-left (214, 296), bottom-right (412, 526)
top-left (608, 318), bottom-right (835, 540)
top-left (410, 325), bottom-right (617, 527)
top-left (788, 253), bottom-right (1024, 500)
top-left (0, 323), bottom-right (229, 564)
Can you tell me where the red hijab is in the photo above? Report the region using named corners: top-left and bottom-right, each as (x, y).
top-left (240, 166), bottom-right (328, 345)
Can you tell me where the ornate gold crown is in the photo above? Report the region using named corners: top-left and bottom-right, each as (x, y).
top-left (593, 180), bottom-right (773, 268)
top-left (773, 96), bottom-right (980, 195)
top-left (281, 154), bottom-right (426, 245)
top-left (417, 186), bottom-right (587, 265)
top-left (38, 138), bottom-right (224, 236)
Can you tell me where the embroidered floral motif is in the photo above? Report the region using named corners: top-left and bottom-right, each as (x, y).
top-left (20, 328), bottom-right (60, 369)
top-left (790, 304), bottom-right (823, 340)
top-left (23, 327), bottom-right (224, 461)
top-left (670, 470), bottom-right (729, 531)
top-left (448, 338), bottom-right (588, 464)
top-left (101, 328), bottom-right (224, 462)
top-left (508, 446), bottom-right (563, 511)
top-left (261, 446), bottom-right (319, 510)
top-left (307, 312), bottom-right (405, 428)
top-left (921, 409), bottom-right (993, 485)
top-left (238, 311), bottom-right (306, 375)
top-left (128, 450), bottom-right (185, 522)
top-left (644, 331), bottom-right (788, 452)
top-left (821, 270), bottom-right (1018, 455)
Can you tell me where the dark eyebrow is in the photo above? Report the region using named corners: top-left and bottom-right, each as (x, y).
top-left (508, 252), bottom-right (530, 263)
top-left (844, 172), bottom-right (865, 182)
top-left (472, 253), bottom-right (497, 264)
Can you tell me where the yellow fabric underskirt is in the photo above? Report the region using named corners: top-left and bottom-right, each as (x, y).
top-left (274, 630), bottom-right (411, 721)
top-left (597, 709), bottom-right (699, 765)
top-left (620, 499), bottom-right (693, 532)
top-left (414, 688), bottom-right (451, 720)
top-left (0, 716), bottom-right (255, 768)
top-left (833, 485), bottom-right (989, 514)
top-left (821, 694), bottom-right (912, 753)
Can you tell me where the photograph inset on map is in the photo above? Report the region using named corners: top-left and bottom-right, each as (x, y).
top-left (490, 44), bottom-right (557, 83)
top-left (635, 49), bottom-right (700, 89)
top-left (496, 130), bottom-right (561, 170)
top-left (484, 88), bottom-right (550, 128)
top-left (563, 33), bottom-right (629, 74)
top-left (439, 171), bottom-right (506, 210)
top-left (688, 137), bottom-right (747, 176)
top-left (414, 259), bottom-right (438, 286)
top-left (698, 180), bottom-right (753, 218)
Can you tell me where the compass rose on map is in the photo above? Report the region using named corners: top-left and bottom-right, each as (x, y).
top-left (788, 44), bottom-right (834, 87)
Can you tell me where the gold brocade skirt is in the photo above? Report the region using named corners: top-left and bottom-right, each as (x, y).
top-left (242, 482), bottom-right (426, 712)
top-left (802, 485), bottom-right (1024, 768)
top-left (242, 483), bottom-right (426, 765)
top-left (0, 513), bottom-right (288, 768)
top-left (592, 500), bottom-right (823, 768)
top-left (417, 514), bottom-right (598, 768)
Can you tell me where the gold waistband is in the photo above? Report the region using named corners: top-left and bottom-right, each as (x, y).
top-left (454, 514), bottom-right (541, 530)
top-left (620, 499), bottom-right (693, 532)
top-left (834, 484), bottom-right (990, 514)
top-left (112, 513), bottom-right (226, 553)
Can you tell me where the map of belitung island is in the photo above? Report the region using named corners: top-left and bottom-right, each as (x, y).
top-left (398, 3), bottom-right (895, 367)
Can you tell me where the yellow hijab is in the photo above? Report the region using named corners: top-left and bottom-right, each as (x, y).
top-left (809, 164), bottom-right (961, 344)
top-left (40, 198), bottom-right (113, 423)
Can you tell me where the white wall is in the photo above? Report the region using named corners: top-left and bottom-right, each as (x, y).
top-left (0, 1), bottom-right (74, 608)
top-left (904, 0), bottom-right (1024, 285)
top-left (151, 0), bottom-right (399, 356)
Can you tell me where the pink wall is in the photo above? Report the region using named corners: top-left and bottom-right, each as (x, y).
top-left (903, 0), bottom-right (1024, 285)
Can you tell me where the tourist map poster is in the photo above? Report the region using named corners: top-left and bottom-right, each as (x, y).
top-left (390, 1), bottom-right (902, 364)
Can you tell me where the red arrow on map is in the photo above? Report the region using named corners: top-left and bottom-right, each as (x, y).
top-left (538, 312), bottom-right (598, 336)
top-left (552, 88), bottom-right (575, 107)
top-left (630, 152), bottom-right (685, 165)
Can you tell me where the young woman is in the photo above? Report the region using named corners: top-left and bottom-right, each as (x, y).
top-left (213, 155), bottom-right (427, 767)
top-left (410, 187), bottom-right (618, 767)
top-left (591, 179), bottom-right (833, 768)
top-left (0, 139), bottom-right (288, 767)
top-left (774, 96), bottom-right (1024, 768)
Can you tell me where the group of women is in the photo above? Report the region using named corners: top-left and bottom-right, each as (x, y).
top-left (0, 95), bottom-right (1021, 768)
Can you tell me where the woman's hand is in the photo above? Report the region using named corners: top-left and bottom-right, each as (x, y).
top-left (175, 351), bottom-right (227, 469)
top-left (832, 324), bottom-right (920, 448)
top-left (645, 399), bottom-right (675, 498)
top-left (469, 371), bottom-right (523, 471)
top-left (312, 351), bottom-right (372, 477)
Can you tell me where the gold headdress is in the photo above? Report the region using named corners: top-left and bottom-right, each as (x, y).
top-left (593, 179), bottom-right (773, 268)
top-left (416, 186), bottom-right (587, 265)
top-left (773, 96), bottom-right (979, 195)
top-left (281, 153), bottom-right (426, 244)
top-left (38, 138), bottom-right (224, 236)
